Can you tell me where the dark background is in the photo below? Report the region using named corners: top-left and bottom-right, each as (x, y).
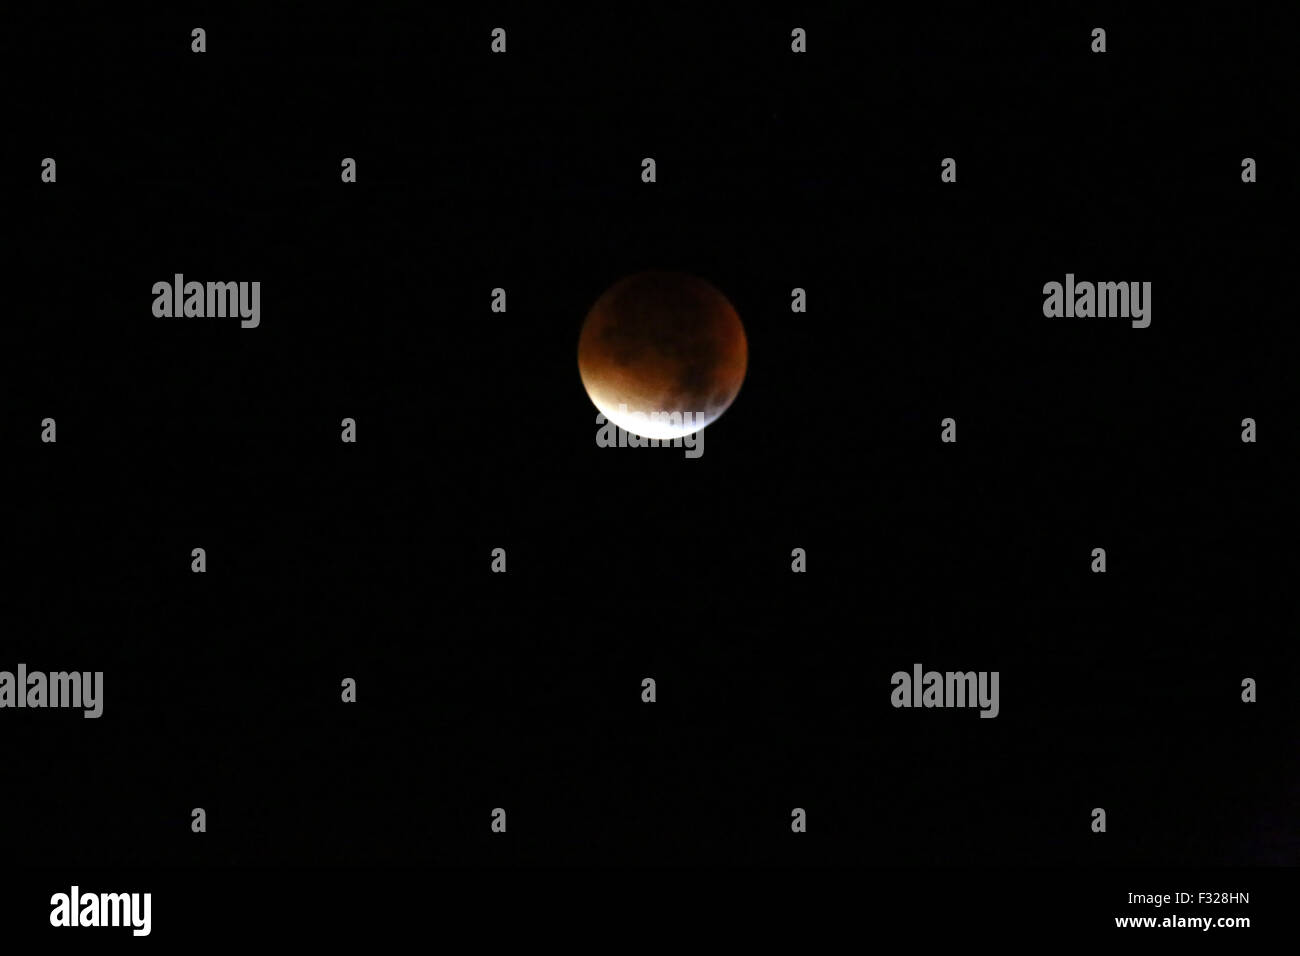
top-left (4, 5), bottom-right (1292, 871)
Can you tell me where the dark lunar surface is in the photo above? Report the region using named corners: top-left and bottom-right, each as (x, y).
top-left (578, 271), bottom-right (748, 436)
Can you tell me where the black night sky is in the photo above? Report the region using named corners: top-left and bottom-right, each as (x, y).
top-left (3, 5), bottom-right (1291, 932)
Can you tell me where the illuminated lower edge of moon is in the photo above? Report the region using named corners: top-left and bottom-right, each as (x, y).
top-left (590, 394), bottom-right (721, 440)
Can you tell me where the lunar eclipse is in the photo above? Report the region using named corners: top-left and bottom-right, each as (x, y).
top-left (577, 271), bottom-right (748, 439)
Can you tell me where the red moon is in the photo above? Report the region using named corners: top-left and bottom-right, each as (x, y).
top-left (577, 271), bottom-right (748, 439)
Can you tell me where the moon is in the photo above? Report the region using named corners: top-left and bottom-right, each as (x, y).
top-left (577, 271), bottom-right (748, 439)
